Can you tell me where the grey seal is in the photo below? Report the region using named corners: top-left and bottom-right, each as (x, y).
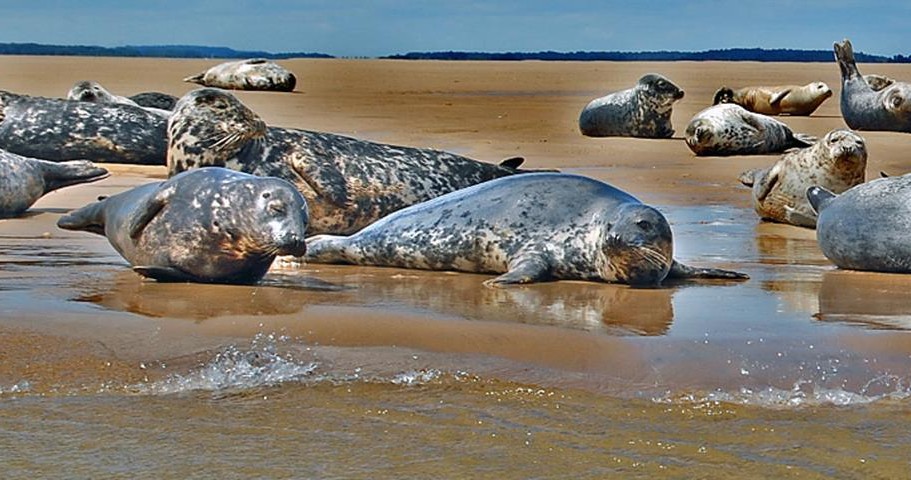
top-left (184, 58), bottom-right (296, 92)
top-left (167, 88), bottom-right (539, 235)
top-left (808, 175), bottom-right (911, 273)
top-left (739, 129), bottom-right (867, 228)
top-left (684, 104), bottom-right (815, 156)
top-left (0, 90), bottom-right (167, 165)
top-left (57, 167), bottom-right (309, 284)
top-left (712, 82), bottom-right (832, 116)
top-left (0, 149), bottom-right (108, 218)
top-left (579, 73), bottom-right (684, 138)
top-left (67, 81), bottom-right (171, 117)
top-left (128, 92), bottom-right (179, 110)
top-left (297, 173), bottom-right (748, 287)
top-left (834, 39), bottom-right (911, 132)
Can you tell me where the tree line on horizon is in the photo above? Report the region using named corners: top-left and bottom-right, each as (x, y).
top-left (0, 43), bottom-right (332, 59)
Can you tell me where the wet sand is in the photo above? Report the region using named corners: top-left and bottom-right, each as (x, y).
top-left (2, 56), bottom-right (911, 477)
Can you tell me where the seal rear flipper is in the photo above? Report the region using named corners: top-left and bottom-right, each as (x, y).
top-left (133, 266), bottom-right (201, 283)
top-left (128, 184), bottom-right (176, 240)
top-left (666, 260), bottom-right (749, 281)
top-left (482, 256), bottom-right (550, 288)
top-left (41, 160), bottom-right (109, 193)
top-left (806, 186), bottom-right (837, 215)
top-left (498, 157), bottom-right (525, 169)
top-left (56, 200), bottom-right (108, 236)
top-left (182, 73), bottom-right (206, 85)
top-left (792, 133), bottom-right (817, 147)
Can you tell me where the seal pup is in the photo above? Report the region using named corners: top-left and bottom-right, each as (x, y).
top-left (739, 129), bottom-right (867, 228)
top-left (67, 81), bottom-right (171, 117)
top-left (834, 39), bottom-right (911, 132)
top-left (167, 88), bottom-right (540, 235)
top-left (0, 149), bottom-right (108, 218)
top-left (128, 92), bottom-right (179, 111)
top-left (0, 90), bottom-right (168, 165)
top-left (684, 104), bottom-right (816, 156)
top-left (57, 167), bottom-right (309, 284)
top-left (184, 58), bottom-right (296, 92)
top-left (297, 173), bottom-right (747, 287)
top-left (808, 175), bottom-right (911, 273)
top-left (712, 82), bottom-right (832, 116)
top-left (579, 73), bottom-right (684, 138)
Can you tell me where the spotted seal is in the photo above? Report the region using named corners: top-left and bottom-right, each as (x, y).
top-left (0, 149), bottom-right (108, 218)
top-left (167, 88), bottom-right (540, 235)
top-left (67, 81), bottom-right (171, 117)
top-left (739, 129), bottom-right (867, 228)
top-left (684, 104), bottom-right (816, 156)
top-left (579, 73), bottom-right (684, 138)
top-left (184, 58), bottom-right (296, 92)
top-left (834, 39), bottom-right (911, 132)
top-left (128, 92), bottom-right (179, 111)
top-left (712, 82), bottom-right (832, 116)
top-left (808, 174), bottom-right (911, 273)
top-left (0, 90), bottom-right (167, 165)
top-left (57, 167), bottom-right (309, 284)
top-left (296, 173), bottom-right (747, 287)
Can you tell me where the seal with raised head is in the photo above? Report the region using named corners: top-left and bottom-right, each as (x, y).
top-left (296, 173), bottom-right (748, 287)
top-left (579, 73), bottom-right (684, 138)
top-left (167, 88), bottom-right (539, 235)
top-left (57, 167), bottom-right (309, 284)
top-left (0, 149), bottom-right (108, 218)
top-left (0, 90), bottom-right (168, 165)
top-left (834, 39), bottom-right (911, 132)
top-left (739, 129), bottom-right (867, 228)
top-left (684, 104), bottom-right (816, 156)
top-left (808, 175), bottom-right (911, 273)
top-left (184, 58), bottom-right (296, 92)
top-left (712, 82), bottom-right (832, 116)
top-left (67, 81), bottom-right (171, 117)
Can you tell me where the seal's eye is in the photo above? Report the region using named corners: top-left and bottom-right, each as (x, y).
top-left (636, 220), bottom-right (651, 230)
top-left (262, 192), bottom-right (271, 199)
top-left (891, 95), bottom-right (903, 108)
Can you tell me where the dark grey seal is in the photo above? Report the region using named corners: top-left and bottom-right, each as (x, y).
top-left (57, 167), bottom-right (309, 284)
top-left (128, 92), bottom-right (179, 111)
top-left (579, 73), bottom-right (684, 138)
top-left (167, 88), bottom-right (538, 235)
top-left (184, 58), bottom-right (296, 92)
top-left (0, 149), bottom-right (108, 218)
top-left (0, 90), bottom-right (167, 165)
top-left (834, 39), bottom-right (911, 132)
top-left (684, 104), bottom-right (815, 156)
top-left (297, 173), bottom-right (747, 287)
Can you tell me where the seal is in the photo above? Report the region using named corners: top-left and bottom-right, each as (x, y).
top-left (167, 88), bottom-right (540, 235)
top-left (56, 167), bottom-right (309, 284)
top-left (579, 73), bottom-right (684, 138)
top-left (296, 172), bottom-right (748, 287)
top-left (712, 82), bottom-right (832, 116)
top-left (738, 129), bottom-right (867, 228)
top-left (834, 39), bottom-right (911, 132)
top-left (808, 175), bottom-right (911, 273)
top-left (128, 92), bottom-right (180, 110)
top-left (67, 81), bottom-right (171, 117)
top-left (0, 149), bottom-right (108, 218)
top-left (684, 104), bottom-right (816, 156)
top-left (184, 58), bottom-right (296, 92)
top-left (0, 89), bottom-right (168, 165)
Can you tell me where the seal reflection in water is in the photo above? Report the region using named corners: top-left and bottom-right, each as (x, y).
top-left (57, 167), bottom-right (309, 284)
top-left (579, 73), bottom-right (684, 138)
top-left (297, 173), bottom-right (747, 287)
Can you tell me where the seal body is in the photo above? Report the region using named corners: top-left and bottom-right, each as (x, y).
top-left (684, 104), bottom-right (815, 156)
top-left (128, 92), bottom-right (179, 110)
top-left (56, 167), bottom-right (309, 284)
top-left (299, 173), bottom-right (747, 287)
top-left (834, 39), bottom-right (911, 132)
top-left (167, 88), bottom-right (536, 235)
top-left (863, 74), bottom-right (895, 92)
top-left (0, 149), bottom-right (108, 218)
top-left (0, 90), bottom-right (168, 165)
top-left (579, 74), bottom-right (684, 138)
top-left (184, 59), bottom-right (296, 92)
top-left (739, 129), bottom-right (866, 228)
top-left (808, 175), bottom-right (911, 272)
top-left (712, 82), bottom-right (832, 116)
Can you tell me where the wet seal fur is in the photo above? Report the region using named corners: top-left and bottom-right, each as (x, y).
top-left (0, 149), bottom-right (108, 218)
top-left (57, 167), bottom-right (309, 284)
top-left (712, 82), bottom-right (832, 116)
top-left (808, 174), bottom-right (911, 273)
top-left (0, 90), bottom-right (168, 165)
top-left (834, 39), bottom-right (911, 132)
top-left (184, 58), bottom-right (296, 92)
top-left (579, 73), bottom-right (685, 138)
top-left (685, 104), bottom-right (816, 156)
top-left (167, 88), bottom-right (540, 235)
top-left (297, 173), bottom-right (748, 287)
top-left (739, 129), bottom-right (867, 228)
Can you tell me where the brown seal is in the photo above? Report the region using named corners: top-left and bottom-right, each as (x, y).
top-left (712, 82), bottom-right (832, 116)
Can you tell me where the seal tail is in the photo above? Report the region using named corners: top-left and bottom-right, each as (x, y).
top-left (792, 133), bottom-right (817, 148)
top-left (57, 197), bottom-right (109, 236)
top-left (41, 160), bottom-right (109, 194)
top-left (834, 39), bottom-right (861, 81)
top-left (305, 234), bottom-right (356, 264)
top-left (806, 186), bottom-right (837, 215)
top-left (738, 168), bottom-right (760, 187)
top-left (183, 73), bottom-right (205, 85)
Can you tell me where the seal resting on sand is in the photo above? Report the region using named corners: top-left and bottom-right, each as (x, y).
top-left (834, 39), bottom-right (911, 132)
top-left (579, 73), bottom-right (684, 138)
top-left (295, 173), bottom-right (748, 287)
top-left (684, 104), bottom-right (815, 156)
top-left (0, 149), bottom-right (108, 218)
top-left (184, 58), bottom-right (296, 92)
top-left (66, 80), bottom-right (170, 117)
top-left (57, 167), bottom-right (309, 284)
top-left (712, 82), bottom-right (832, 116)
top-left (167, 88), bottom-right (540, 235)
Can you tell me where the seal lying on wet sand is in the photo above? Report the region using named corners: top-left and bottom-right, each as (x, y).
top-left (712, 82), bottom-right (832, 116)
top-left (296, 173), bottom-right (748, 287)
top-left (685, 104), bottom-right (816, 156)
top-left (0, 150), bottom-right (108, 218)
top-left (834, 39), bottom-right (911, 132)
top-left (184, 58), bottom-right (296, 92)
top-left (579, 73), bottom-right (684, 138)
top-left (167, 88), bottom-right (541, 235)
top-left (57, 167), bottom-right (309, 284)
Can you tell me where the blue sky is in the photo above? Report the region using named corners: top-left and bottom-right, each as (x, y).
top-left (2, 1), bottom-right (908, 57)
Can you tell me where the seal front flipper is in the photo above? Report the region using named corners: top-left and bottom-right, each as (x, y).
top-left (133, 266), bottom-right (200, 283)
top-left (806, 186), bottom-right (837, 215)
top-left (482, 255), bottom-right (551, 288)
top-left (128, 183), bottom-right (176, 239)
top-left (753, 163), bottom-right (782, 203)
top-left (769, 89), bottom-right (793, 107)
top-left (666, 260), bottom-right (749, 281)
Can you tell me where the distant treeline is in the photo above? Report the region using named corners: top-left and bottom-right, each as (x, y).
top-left (0, 43), bottom-right (333, 59)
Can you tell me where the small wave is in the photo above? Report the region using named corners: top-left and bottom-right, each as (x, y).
top-left (0, 380), bottom-right (32, 395)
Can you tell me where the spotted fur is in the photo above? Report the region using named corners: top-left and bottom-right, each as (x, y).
top-left (684, 104), bottom-right (816, 156)
top-left (129, 92), bottom-right (179, 111)
top-left (835, 39), bottom-right (911, 132)
top-left (0, 149), bottom-right (108, 218)
top-left (184, 58), bottom-right (296, 92)
top-left (579, 74), bottom-right (684, 138)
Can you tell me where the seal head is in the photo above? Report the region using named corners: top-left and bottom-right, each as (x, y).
top-left (602, 204), bottom-right (673, 285)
